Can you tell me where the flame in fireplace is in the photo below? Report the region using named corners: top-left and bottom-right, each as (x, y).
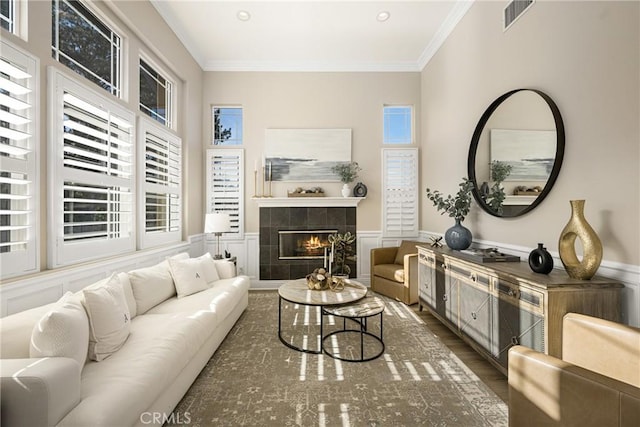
top-left (303, 235), bottom-right (323, 250)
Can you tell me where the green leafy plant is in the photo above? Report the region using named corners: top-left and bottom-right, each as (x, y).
top-left (328, 231), bottom-right (356, 275)
top-left (331, 162), bottom-right (362, 184)
top-left (426, 178), bottom-right (475, 222)
top-left (485, 161), bottom-right (513, 214)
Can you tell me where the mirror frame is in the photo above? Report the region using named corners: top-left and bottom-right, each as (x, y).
top-left (467, 88), bottom-right (565, 218)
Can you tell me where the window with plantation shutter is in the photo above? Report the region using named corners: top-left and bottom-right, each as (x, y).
top-left (382, 148), bottom-right (419, 238)
top-left (48, 69), bottom-right (135, 268)
top-left (138, 118), bottom-right (181, 248)
top-left (206, 149), bottom-right (244, 238)
top-left (0, 41), bottom-right (39, 279)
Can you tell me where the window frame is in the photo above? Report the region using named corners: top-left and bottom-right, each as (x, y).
top-left (383, 105), bottom-right (415, 145)
top-left (47, 67), bottom-right (136, 268)
top-left (212, 106), bottom-right (243, 146)
top-left (139, 54), bottom-right (175, 129)
top-left (51, 0), bottom-right (123, 98)
top-left (137, 116), bottom-right (182, 249)
top-left (0, 40), bottom-right (40, 279)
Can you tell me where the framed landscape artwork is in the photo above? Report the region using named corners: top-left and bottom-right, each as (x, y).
top-left (490, 129), bottom-right (556, 181)
top-left (264, 129), bottom-right (352, 182)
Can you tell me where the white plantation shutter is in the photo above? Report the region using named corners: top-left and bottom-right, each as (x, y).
top-left (382, 148), bottom-right (419, 238)
top-left (48, 69), bottom-right (135, 268)
top-left (138, 118), bottom-right (181, 248)
top-left (0, 41), bottom-right (39, 279)
top-left (206, 149), bottom-right (244, 238)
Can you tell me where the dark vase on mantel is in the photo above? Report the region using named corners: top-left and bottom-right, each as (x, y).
top-left (444, 219), bottom-right (472, 251)
top-left (528, 243), bottom-right (554, 274)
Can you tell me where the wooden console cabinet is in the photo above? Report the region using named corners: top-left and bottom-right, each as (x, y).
top-left (417, 245), bottom-right (623, 375)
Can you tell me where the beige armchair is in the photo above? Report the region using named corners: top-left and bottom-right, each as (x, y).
top-left (508, 312), bottom-right (640, 427)
top-left (370, 240), bottom-right (420, 305)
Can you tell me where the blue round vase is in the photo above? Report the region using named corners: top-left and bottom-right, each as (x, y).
top-left (445, 220), bottom-right (472, 250)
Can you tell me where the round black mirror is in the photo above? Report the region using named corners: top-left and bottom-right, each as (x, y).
top-left (467, 89), bottom-right (565, 217)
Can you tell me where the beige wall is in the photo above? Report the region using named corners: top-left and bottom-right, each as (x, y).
top-left (421, 0), bottom-right (639, 266)
top-left (202, 72), bottom-right (421, 232)
top-left (2, 0), bottom-right (203, 273)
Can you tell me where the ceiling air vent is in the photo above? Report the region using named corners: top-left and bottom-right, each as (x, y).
top-left (504, 0), bottom-right (535, 31)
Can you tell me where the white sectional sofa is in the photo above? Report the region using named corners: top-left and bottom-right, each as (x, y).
top-left (0, 253), bottom-right (250, 427)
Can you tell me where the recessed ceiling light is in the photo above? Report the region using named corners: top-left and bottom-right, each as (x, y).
top-left (377, 11), bottom-right (390, 22)
top-left (237, 10), bottom-right (251, 21)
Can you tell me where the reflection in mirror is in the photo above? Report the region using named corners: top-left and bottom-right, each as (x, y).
top-left (468, 89), bottom-right (565, 217)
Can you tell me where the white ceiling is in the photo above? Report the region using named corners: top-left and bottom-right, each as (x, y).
top-left (150, 1), bottom-right (474, 72)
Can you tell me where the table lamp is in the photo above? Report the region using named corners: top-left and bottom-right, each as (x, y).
top-left (205, 213), bottom-right (231, 259)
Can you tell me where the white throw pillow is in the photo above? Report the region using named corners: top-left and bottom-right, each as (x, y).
top-left (168, 257), bottom-right (209, 298)
top-left (82, 274), bottom-right (131, 361)
top-left (198, 252), bottom-right (220, 284)
top-left (29, 292), bottom-right (89, 367)
top-left (83, 273), bottom-right (137, 319)
top-left (128, 262), bottom-right (176, 314)
top-left (116, 272), bottom-right (137, 319)
top-left (214, 259), bottom-right (237, 280)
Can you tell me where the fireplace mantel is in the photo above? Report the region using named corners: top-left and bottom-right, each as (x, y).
top-left (253, 197), bottom-right (365, 208)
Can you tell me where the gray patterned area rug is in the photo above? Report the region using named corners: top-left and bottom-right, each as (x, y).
top-left (169, 290), bottom-right (508, 426)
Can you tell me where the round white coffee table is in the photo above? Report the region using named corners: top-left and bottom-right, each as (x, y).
top-left (278, 278), bottom-right (367, 354)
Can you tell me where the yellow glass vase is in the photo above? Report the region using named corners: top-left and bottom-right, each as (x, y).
top-left (558, 200), bottom-right (603, 280)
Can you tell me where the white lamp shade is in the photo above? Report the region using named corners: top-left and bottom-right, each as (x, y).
top-left (205, 213), bottom-right (231, 234)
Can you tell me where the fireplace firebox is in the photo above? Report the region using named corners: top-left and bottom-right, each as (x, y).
top-left (278, 230), bottom-right (337, 260)
top-left (259, 206), bottom-right (356, 280)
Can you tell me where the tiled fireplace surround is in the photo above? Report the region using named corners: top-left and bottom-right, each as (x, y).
top-left (259, 207), bottom-right (356, 280)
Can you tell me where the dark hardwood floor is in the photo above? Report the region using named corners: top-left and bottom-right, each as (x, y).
top-left (411, 303), bottom-right (509, 403)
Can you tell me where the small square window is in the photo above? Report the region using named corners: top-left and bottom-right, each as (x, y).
top-left (140, 58), bottom-right (173, 128)
top-left (213, 107), bottom-right (243, 145)
top-left (383, 105), bottom-right (413, 144)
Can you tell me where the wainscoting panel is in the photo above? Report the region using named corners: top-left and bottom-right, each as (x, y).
top-left (3, 282), bottom-right (64, 316)
top-left (204, 233), bottom-right (259, 279)
top-left (357, 232), bottom-right (384, 281)
top-left (0, 242), bottom-right (191, 317)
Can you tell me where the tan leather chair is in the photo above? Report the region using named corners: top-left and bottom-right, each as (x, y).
top-left (370, 240), bottom-right (420, 305)
top-left (508, 313), bottom-right (640, 427)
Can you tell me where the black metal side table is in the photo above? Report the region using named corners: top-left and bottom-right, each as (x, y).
top-left (321, 295), bottom-right (386, 362)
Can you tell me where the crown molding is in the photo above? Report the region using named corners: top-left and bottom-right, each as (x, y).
top-left (203, 60), bottom-right (421, 73)
top-left (417, 0), bottom-right (475, 71)
top-left (149, 0), bottom-right (207, 69)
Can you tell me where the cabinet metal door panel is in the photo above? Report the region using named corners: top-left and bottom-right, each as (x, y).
top-left (418, 251), bottom-right (436, 309)
top-left (459, 281), bottom-right (492, 351)
top-left (434, 260), bottom-right (446, 318)
top-left (445, 269), bottom-right (460, 328)
top-left (491, 293), bottom-right (545, 368)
